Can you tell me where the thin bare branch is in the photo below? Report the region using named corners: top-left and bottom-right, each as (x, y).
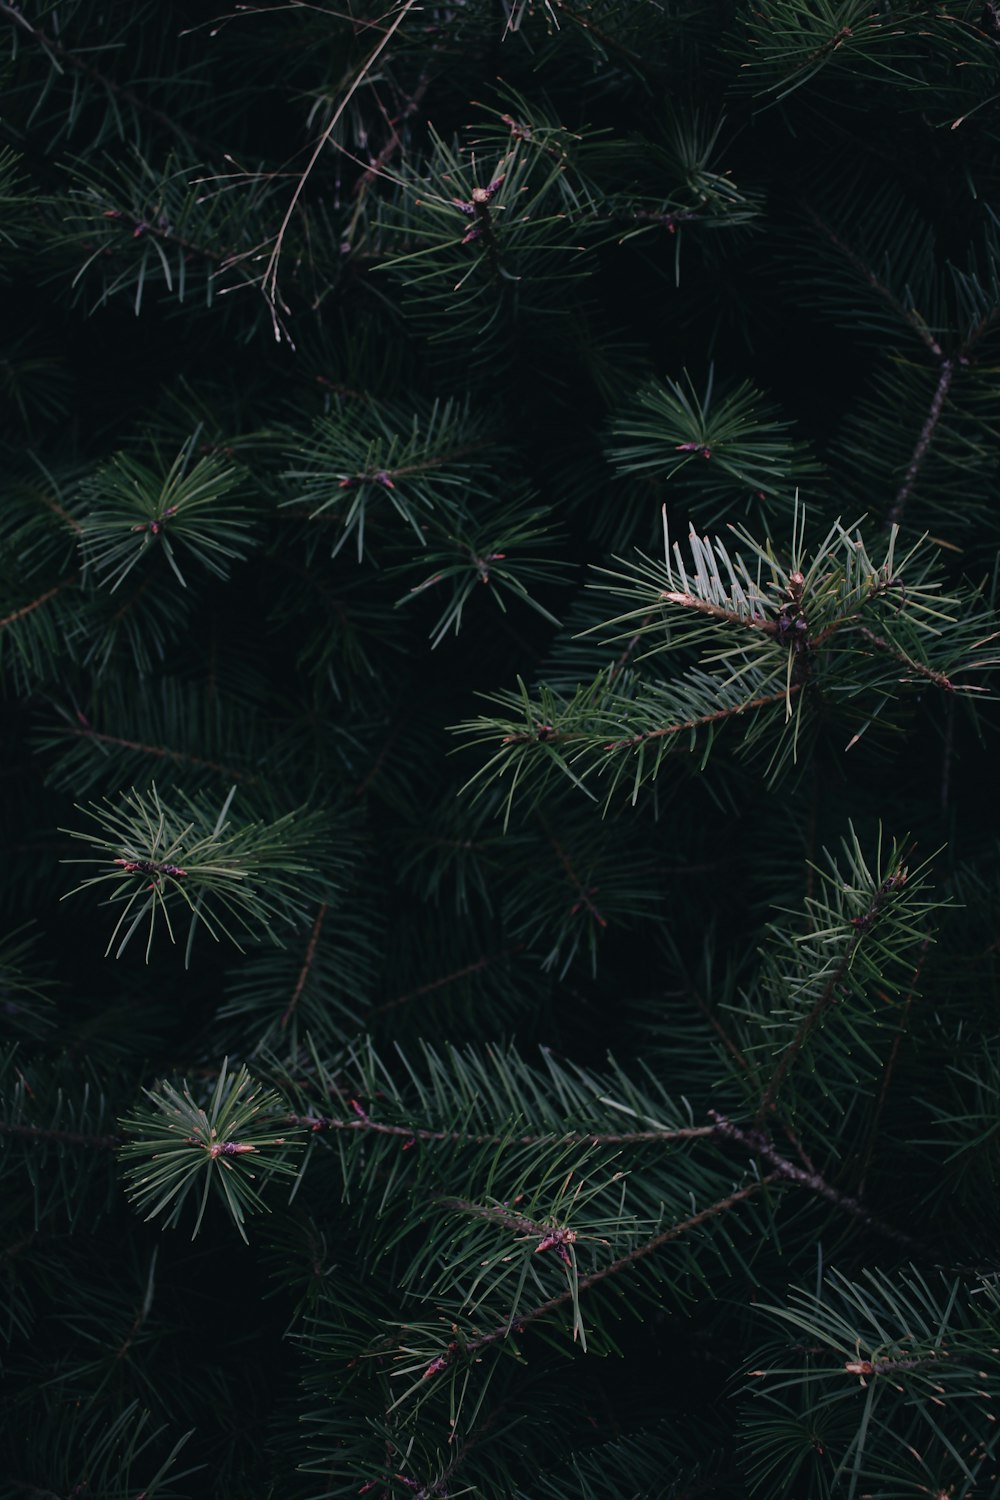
top-left (259, 0), bottom-right (420, 339)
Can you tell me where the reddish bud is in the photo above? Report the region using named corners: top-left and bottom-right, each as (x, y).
top-left (535, 1226), bottom-right (577, 1254)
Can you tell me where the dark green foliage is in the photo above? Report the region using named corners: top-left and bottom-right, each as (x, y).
top-left (2, 2), bottom-right (1000, 1497)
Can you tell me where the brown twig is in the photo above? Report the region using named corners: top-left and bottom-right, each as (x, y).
top-left (804, 205), bottom-right (944, 360)
top-left (602, 686), bottom-right (798, 752)
top-left (422, 1178), bottom-right (772, 1377)
top-left (0, 579), bottom-right (76, 633)
top-left (280, 902), bottom-right (328, 1029)
top-left (856, 625), bottom-right (954, 691)
top-left (372, 949), bottom-right (523, 1015)
top-left (886, 358), bottom-right (956, 530)
top-left (101, 210), bottom-right (236, 270)
top-left (608, 610), bottom-right (655, 683)
top-left (287, 1111), bottom-right (714, 1148)
top-left (657, 591), bottom-right (773, 631)
top-left (64, 720), bottom-right (255, 783)
top-left (545, 829), bottom-right (606, 928)
top-left (690, 987), bottom-right (753, 1076)
top-left (709, 1113), bottom-right (923, 1251)
top-left (259, 0), bottom-right (420, 339)
top-left (354, 70), bottom-right (434, 191)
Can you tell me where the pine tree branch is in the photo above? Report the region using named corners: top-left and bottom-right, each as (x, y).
top-left (804, 205), bottom-right (944, 358)
top-left (543, 823), bottom-right (607, 928)
top-left (500, 688), bottom-right (800, 751)
top-left (426, 1395), bottom-right (517, 1498)
top-left (0, 578), bottom-right (77, 633)
top-left (281, 448), bottom-right (489, 513)
top-left (312, 374), bottom-right (368, 401)
top-left (623, 207), bottom-right (703, 232)
top-left (114, 1298), bottom-right (150, 1365)
top-left (353, 68), bottom-right (434, 192)
top-left (689, 986), bottom-right (753, 1076)
top-left (101, 208), bottom-right (235, 269)
top-left (546, 0), bottom-right (668, 81)
top-left (66, 717), bottom-right (257, 783)
top-left (657, 591), bottom-right (775, 632)
top-left (109, 570), bottom-right (157, 628)
top-left (886, 357), bottom-right (955, 529)
top-left (372, 949), bottom-right (526, 1015)
top-left (0, 2), bottom-right (219, 159)
top-left (602, 687), bottom-right (798, 752)
top-left (441, 1198), bottom-right (561, 1238)
top-left (608, 611), bottom-right (656, 682)
top-left (268, 557), bottom-right (359, 632)
top-left (855, 624), bottom-right (954, 690)
top-left (287, 1110), bottom-right (714, 1148)
top-left (38, 493), bottom-right (82, 534)
top-left (807, 578), bottom-right (913, 651)
top-left (964, 302), bottom-right (1000, 355)
top-left (280, 901), bottom-right (328, 1030)
top-left (756, 863), bottom-right (908, 1117)
top-left (259, 0), bottom-right (421, 338)
top-left (854, 935), bottom-right (930, 1193)
top-left (421, 1178), bottom-right (773, 1377)
top-left (708, 1113), bottom-right (923, 1250)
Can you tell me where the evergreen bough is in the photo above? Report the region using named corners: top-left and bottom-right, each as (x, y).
top-left (2, 2), bottom-right (1000, 1496)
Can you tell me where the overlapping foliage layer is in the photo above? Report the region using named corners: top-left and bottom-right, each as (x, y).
top-left (2, 2), bottom-right (1000, 1496)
